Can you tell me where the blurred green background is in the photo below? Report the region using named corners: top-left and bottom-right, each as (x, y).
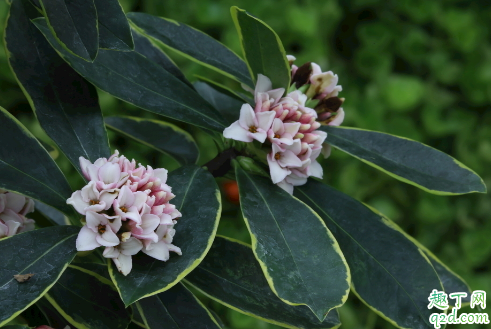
top-left (0, 0), bottom-right (490, 328)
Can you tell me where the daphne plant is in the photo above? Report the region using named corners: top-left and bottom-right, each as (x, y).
top-left (0, 1), bottom-right (486, 329)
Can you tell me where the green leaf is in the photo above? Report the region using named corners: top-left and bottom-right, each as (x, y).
top-left (132, 29), bottom-right (191, 87)
top-left (105, 116), bottom-right (199, 165)
top-left (34, 201), bottom-right (68, 226)
top-left (39, 0), bottom-right (98, 61)
top-left (195, 75), bottom-right (250, 104)
top-left (235, 167), bottom-right (350, 321)
top-left (127, 12), bottom-right (253, 88)
top-left (194, 81), bottom-right (244, 125)
top-left (5, 0), bottom-right (111, 175)
top-left (45, 266), bottom-right (130, 329)
top-left (2, 326), bottom-right (31, 329)
top-left (321, 126), bottom-right (486, 195)
top-left (109, 165), bottom-right (221, 306)
top-left (231, 6), bottom-right (291, 90)
top-left (185, 236), bottom-right (341, 329)
top-left (69, 262), bottom-right (113, 285)
top-left (136, 282), bottom-right (222, 329)
top-left (36, 297), bottom-right (71, 329)
top-left (366, 205), bottom-right (473, 304)
top-left (0, 226), bottom-right (79, 326)
top-left (0, 107), bottom-right (74, 216)
top-left (130, 304), bottom-right (146, 328)
top-left (33, 18), bottom-right (227, 133)
top-left (296, 180), bottom-right (444, 329)
top-left (94, 0), bottom-right (134, 51)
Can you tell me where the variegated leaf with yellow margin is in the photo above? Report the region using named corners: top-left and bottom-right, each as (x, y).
top-left (136, 282), bottom-right (222, 329)
top-left (33, 18), bottom-right (228, 133)
top-left (231, 6), bottom-right (291, 91)
top-left (0, 107), bottom-right (75, 217)
top-left (127, 12), bottom-right (253, 88)
top-left (321, 126), bottom-right (486, 195)
top-left (235, 167), bottom-right (350, 321)
top-left (185, 235), bottom-right (342, 329)
top-left (105, 116), bottom-right (199, 165)
top-left (296, 179), bottom-right (445, 329)
top-left (109, 165), bottom-right (221, 306)
top-left (0, 226), bottom-right (79, 327)
top-left (45, 265), bottom-right (130, 329)
top-left (366, 205), bottom-right (473, 306)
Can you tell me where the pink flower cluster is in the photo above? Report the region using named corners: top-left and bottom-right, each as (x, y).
top-left (224, 65), bottom-right (344, 193)
top-left (68, 151), bottom-right (181, 276)
top-left (0, 189), bottom-right (35, 238)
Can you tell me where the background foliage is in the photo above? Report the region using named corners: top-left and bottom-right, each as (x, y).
top-left (0, 0), bottom-right (489, 328)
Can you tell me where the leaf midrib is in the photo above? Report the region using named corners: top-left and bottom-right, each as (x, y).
top-left (241, 171), bottom-right (319, 313)
top-left (0, 232), bottom-right (76, 289)
top-left (90, 56), bottom-right (226, 129)
top-left (0, 159), bottom-right (68, 204)
top-left (297, 188), bottom-right (429, 326)
top-left (328, 129), bottom-right (466, 188)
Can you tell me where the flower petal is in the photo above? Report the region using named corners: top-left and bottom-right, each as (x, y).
top-left (120, 237), bottom-right (143, 256)
top-left (238, 103), bottom-right (256, 128)
top-left (267, 153), bottom-right (290, 184)
top-left (255, 74), bottom-right (273, 97)
top-left (328, 108), bottom-right (345, 126)
top-left (5, 192), bottom-right (26, 213)
top-left (103, 246), bottom-right (120, 258)
top-left (85, 211), bottom-right (106, 232)
top-left (76, 226), bottom-right (100, 251)
top-left (142, 240), bottom-right (170, 261)
top-left (66, 190), bottom-right (90, 215)
top-left (223, 121), bottom-right (253, 142)
top-left (277, 180), bottom-right (294, 195)
top-left (278, 150), bottom-right (302, 168)
top-left (113, 254), bottom-right (132, 276)
top-left (256, 111), bottom-right (276, 131)
top-left (96, 228), bottom-right (120, 247)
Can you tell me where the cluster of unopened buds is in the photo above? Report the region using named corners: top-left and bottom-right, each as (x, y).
top-left (68, 151), bottom-right (181, 275)
top-left (0, 189), bottom-right (35, 239)
top-left (224, 56), bottom-right (345, 193)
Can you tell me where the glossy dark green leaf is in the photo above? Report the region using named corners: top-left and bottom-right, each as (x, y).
top-left (94, 0), bottom-right (133, 51)
top-left (366, 205), bottom-right (472, 305)
top-left (194, 81), bottom-right (244, 125)
top-left (33, 18), bottom-right (227, 133)
top-left (231, 7), bottom-right (291, 90)
top-left (185, 236), bottom-right (341, 329)
top-left (136, 282), bottom-right (222, 329)
top-left (109, 165), bottom-right (221, 306)
top-left (296, 180), bottom-right (444, 329)
top-left (0, 226), bottom-right (79, 326)
top-left (132, 29), bottom-right (191, 87)
top-left (45, 266), bottom-right (130, 329)
top-left (321, 126), bottom-right (486, 195)
top-left (39, 0), bottom-right (98, 61)
top-left (2, 325), bottom-right (31, 329)
top-left (105, 116), bottom-right (199, 165)
top-left (5, 0), bottom-right (110, 174)
top-left (127, 12), bottom-right (253, 88)
top-left (194, 75), bottom-right (249, 103)
top-left (235, 167), bottom-right (350, 321)
top-left (34, 201), bottom-right (68, 226)
top-left (36, 297), bottom-right (72, 329)
top-left (130, 304), bottom-right (146, 328)
top-left (0, 107), bottom-right (74, 216)
top-left (69, 262), bottom-right (112, 284)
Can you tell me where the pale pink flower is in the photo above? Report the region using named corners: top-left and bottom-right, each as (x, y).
top-left (143, 224), bottom-right (181, 261)
top-left (76, 211), bottom-right (120, 250)
top-left (268, 118), bottom-right (300, 146)
top-left (223, 104), bottom-right (275, 143)
top-left (0, 190), bottom-right (36, 238)
top-left (67, 181), bottom-right (118, 215)
top-left (113, 186), bottom-right (147, 224)
top-left (267, 141), bottom-right (303, 184)
top-left (103, 237), bottom-right (143, 276)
